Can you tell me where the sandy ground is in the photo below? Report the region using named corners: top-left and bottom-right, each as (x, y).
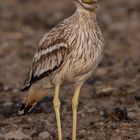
top-left (0, 0), bottom-right (140, 139)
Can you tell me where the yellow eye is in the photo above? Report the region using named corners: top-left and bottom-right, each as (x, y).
top-left (82, 0), bottom-right (94, 4)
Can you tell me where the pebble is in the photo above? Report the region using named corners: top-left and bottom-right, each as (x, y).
top-left (3, 101), bottom-right (13, 106)
top-left (111, 107), bottom-right (128, 121)
top-left (4, 130), bottom-right (30, 140)
top-left (4, 85), bottom-right (11, 92)
top-left (100, 87), bottom-right (114, 94)
top-left (127, 112), bottom-right (136, 119)
top-left (95, 68), bottom-right (107, 76)
top-left (96, 86), bottom-right (115, 96)
top-left (111, 134), bottom-right (122, 140)
top-left (39, 131), bottom-right (50, 139)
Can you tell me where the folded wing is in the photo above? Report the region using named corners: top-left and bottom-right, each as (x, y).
top-left (21, 40), bottom-right (69, 91)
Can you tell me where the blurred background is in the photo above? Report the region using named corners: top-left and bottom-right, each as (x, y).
top-left (0, 0), bottom-right (140, 139)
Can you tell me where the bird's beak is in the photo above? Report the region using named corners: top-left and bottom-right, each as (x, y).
top-left (82, 0), bottom-right (94, 4)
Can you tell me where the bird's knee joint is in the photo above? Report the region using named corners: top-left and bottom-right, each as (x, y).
top-left (72, 98), bottom-right (79, 109)
top-left (53, 98), bottom-right (61, 108)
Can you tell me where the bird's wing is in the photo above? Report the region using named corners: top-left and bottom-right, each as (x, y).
top-left (21, 34), bottom-right (69, 91)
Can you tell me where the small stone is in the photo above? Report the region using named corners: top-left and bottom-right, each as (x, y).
top-left (39, 131), bottom-right (50, 139)
top-left (3, 101), bottom-right (13, 106)
top-left (95, 68), bottom-right (107, 76)
top-left (111, 107), bottom-right (128, 121)
top-left (100, 87), bottom-right (114, 94)
top-left (96, 86), bottom-right (115, 97)
top-left (4, 130), bottom-right (30, 140)
top-left (127, 112), bottom-right (136, 119)
top-left (111, 134), bottom-right (122, 140)
top-left (100, 110), bottom-right (108, 118)
top-left (4, 85), bottom-right (11, 92)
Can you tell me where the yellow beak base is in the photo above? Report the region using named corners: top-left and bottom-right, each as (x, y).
top-left (82, 0), bottom-right (94, 4)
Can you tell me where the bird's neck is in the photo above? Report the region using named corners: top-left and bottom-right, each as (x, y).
top-left (75, 8), bottom-right (97, 23)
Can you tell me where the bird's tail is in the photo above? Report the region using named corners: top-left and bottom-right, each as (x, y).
top-left (18, 85), bottom-right (47, 116)
top-left (18, 102), bottom-right (37, 115)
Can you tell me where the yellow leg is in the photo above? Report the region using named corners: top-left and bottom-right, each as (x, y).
top-left (72, 84), bottom-right (82, 140)
top-left (53, 85), bottom-right (62, 140)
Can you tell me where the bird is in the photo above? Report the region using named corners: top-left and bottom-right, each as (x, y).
top-left (18, 0), bottom-right (104, 140)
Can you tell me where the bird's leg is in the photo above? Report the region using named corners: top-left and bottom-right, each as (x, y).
top-left (53, 85), bottom-right (62, 140)
top-left (72, 84), bottom-right (82, 140)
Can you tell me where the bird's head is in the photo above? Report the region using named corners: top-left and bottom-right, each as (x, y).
top-left (74, 0), bottom-right (101, 11)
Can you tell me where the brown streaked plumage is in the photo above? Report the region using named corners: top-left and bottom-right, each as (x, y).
top-left (18, 0), bottom-right (104, 140)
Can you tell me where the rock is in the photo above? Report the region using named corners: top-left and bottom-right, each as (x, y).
top-left (127, 112), bottom-right (136, 119)
top-left (3, 101), bottom-right (13, 106)
top-left (4, 130), bottom-right (30, 140)
top-left (111, 107), bottom-right (128, 121)
top-left (96, 86), bottom-right (115, 97)
top-left (100, 87), bottom-right (115, 94)
top-left (39, 131), bottom-right (50, 139)
top-left (100, 110), bottom-right (108, 118)
top-left (111, 134), bottom-right (122, 140)
top-left (95, 68), bottom-right (107, 77)
top-left (3, 85), bottom-right (11, 92)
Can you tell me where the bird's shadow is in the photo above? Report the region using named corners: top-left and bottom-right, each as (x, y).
top-left (0, 96), bottom-right (65, 118)
top-left (0, 100), bottom-right (19, 118)
top-left (31, 96), bottom-right (66, 114)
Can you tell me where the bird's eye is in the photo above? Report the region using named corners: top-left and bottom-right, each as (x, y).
top-left (82, 0), bottom-right (94, 4)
